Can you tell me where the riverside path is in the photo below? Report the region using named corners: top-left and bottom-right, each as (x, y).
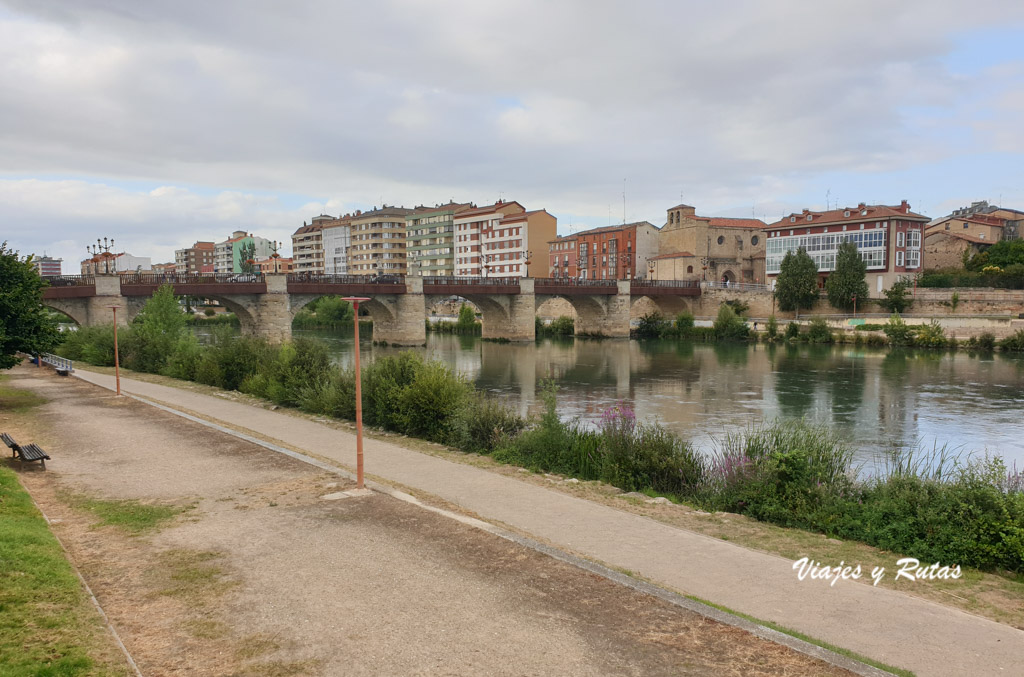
top-left (69, 367), bottom-right (1024, 677)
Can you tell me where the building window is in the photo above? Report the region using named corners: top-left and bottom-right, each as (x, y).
top-left (896, 232), bottom-right (905, 247)
top-left (964, 223), bottom-right (969, 229)
top-left (790, 216), bottom-right (796, 223)
top-left (896, 251), bottom-right (905, 267)
top-left (751, 236), bottom-right (759, 246)
top-left (717, 236), bottom-right (724, 245)
top-left (687, 265), bottom-right (693, 274)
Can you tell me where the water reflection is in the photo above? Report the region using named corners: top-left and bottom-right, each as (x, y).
top-left (231, 328), bottom-right (1024, 467)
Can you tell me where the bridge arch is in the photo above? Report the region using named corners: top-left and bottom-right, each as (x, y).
top-left (201, 295), bottom-right (260, 336)
top-left (534, 293), bottom-right (629, 337)
top-left (42, 300), bottom-right (87, 327)
top-left (426, 294), bottom-right (510, 339)
top-left (629, 294), bottom-right (693, 320)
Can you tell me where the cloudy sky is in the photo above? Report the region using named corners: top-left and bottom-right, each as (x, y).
top-left (2, 0), bottom-right (1022, 272)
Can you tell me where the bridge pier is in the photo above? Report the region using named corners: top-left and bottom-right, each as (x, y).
top-left (245, 274), bottom-right (293, 343)
top-left (370, 277), bottom-right (427, 346)
top-left (480, 278), bottom-right (536, 342)
top-left (574, 281), bottom-right (631, 337)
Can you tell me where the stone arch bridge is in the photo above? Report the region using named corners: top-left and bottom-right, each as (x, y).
top-left (42, 273), bottom-right (703, 345)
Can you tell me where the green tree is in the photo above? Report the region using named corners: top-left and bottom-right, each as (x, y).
top-left (0, 243), bottom-right (61, 369)
top-left (238, 241), bottom-right (257, 273)
top-left (881, 279), bottom-right (911, 313)
top-left (456, 303), bottom-right (477, 329)
top-left (775, 247), bottom-right (819, 313)
top-left (122, 284), bottom-right (186, 373)
top-left (825, 241), bottom-right (869, 311)
top-left (315, 296), bottom-right (354, 326)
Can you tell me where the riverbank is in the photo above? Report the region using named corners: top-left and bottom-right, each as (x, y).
top-left (34, 363), bottom-right (1024, 676)
top-left (4, 366), bottom-right (871, 677)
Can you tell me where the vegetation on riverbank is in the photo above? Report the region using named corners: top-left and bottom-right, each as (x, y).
top-left (536, 315), bottom-right (574, 337)
top-left (186, 312), bottom-right (240, 326)
top-left (0, 466), bottom-right (131, 675)
top-left (426, 303), bottom-right (481, 335)
top-left (55, 286), bottom-right (1024, 573)
top-left (292, 296), bottom-right (355, 329)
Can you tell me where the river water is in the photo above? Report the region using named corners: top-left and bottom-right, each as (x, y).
top-left (272, 329), bottom-right (1024, 470)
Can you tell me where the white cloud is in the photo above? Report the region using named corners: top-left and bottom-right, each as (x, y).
top-left (0, 0), bottom-right (1022, 246)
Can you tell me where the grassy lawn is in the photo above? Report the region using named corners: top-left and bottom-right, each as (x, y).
top-left (0, 373), bottom-right (47, 411)
top-left (0, 467), bottom-right (131, 676)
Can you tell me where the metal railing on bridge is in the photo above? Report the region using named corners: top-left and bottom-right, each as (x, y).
top-left (287, 273), bottom-right (406, 285)
top-left (702, 280), bottom-right (769, 291)
top-left (534, 278), bottom-right (618, 288)
top-left (423, 276), bottom-right (521, 287)
top-left (120, 272), bottom-right (265, 285)
top-left (631, 279), bottom-right (700, 289)
top-left (42, 275), bottom-right (95, 287)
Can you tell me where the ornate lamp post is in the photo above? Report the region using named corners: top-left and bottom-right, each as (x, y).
top-left (341, 296), bottom-right (371, 490)
top-left (647, 259), bottom-right (656, 281)
top-left (523, 250), bottom-right (532, 277)
top-left (87, 237), bottom-right (116, 274)
top-left (701, 256), bottom-right (709, 283)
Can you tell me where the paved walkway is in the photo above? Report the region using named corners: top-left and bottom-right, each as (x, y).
top-left (72, 369), bottom-right (1023, 677)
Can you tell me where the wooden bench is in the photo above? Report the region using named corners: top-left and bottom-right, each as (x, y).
top-left (2, 432), bottom-right (51, 469)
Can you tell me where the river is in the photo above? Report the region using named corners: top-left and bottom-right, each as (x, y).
top-left (197, 327), bottom-right (1024, 470)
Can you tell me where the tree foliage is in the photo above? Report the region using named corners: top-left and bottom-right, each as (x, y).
top-left (825, 241), bottom-right (869, 311)
top-left (966, 240), bottom-right (1024, 272)
top-left (238, 241), bottom-right (257, 273)
top-left (881, 279), bottom-right (912, 313)
top-left (122, 284), bottom-right (187, 373)
top-left (0, 242), bottom-right (61, 369)
top-left (775, 247), bottom-right (819, 312)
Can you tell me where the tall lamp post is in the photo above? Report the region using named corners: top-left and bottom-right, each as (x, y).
top-left (341, 297), bottom-right (371, 489)
top-left (647, 259), bottom-right (656, 281)
top-left (108, 305), bottom-right (121, 396)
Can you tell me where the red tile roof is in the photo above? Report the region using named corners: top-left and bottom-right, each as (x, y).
top-left (924, 231), bottom-right (994, 245)
top-left (572, 221), bottom-right (656, 237)
top-left (454, 200), bottom-right (524, 218)
top-left (766, 202), bottom-right (928, 231)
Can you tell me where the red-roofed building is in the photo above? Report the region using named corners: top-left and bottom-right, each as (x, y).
top-left (567, 221), bottom-right (660, 280)
top-left (454, 200), bottom-right (526, 277)
top-left (923, 201), bottom-right (1024, 269)
top-left (655, 205), bottom-right (766, 283)
top-left (547, 234), bottom-right (578, 278)
top-left (765, 200), bottom-right (929, 296)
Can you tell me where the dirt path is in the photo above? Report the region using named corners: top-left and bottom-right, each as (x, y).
top-left (4, 367), bottom-right (857, 676)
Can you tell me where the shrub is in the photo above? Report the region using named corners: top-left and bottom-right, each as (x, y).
top-left (999, 329), bottom-right (1024, 352)
top-left (853, 323), bottom-right (886, 331)
top-left (915, 320), bottom-right (947, 349)
top-left (452, 393), bottom-right (526, 454)
top-left (674, 312), bottom-right (695, 334)
top-left (765, 315), bottom-right (778, 341)
top-left (204, 308), bottom-right (216, 317)
top-left (395, 360), bottom-right (471, 443)
top-left (880, 280), bottom-right (912, 313)
top-left (784, 321), bottom-right (800, 340)
top-left (806, 317), bottom-right (832, 344)
top-left (712, 304), bottom-right (749, 341)
top-left (57, 325), bottom-right (122, 366)
top-left (635, 312), bottom-right (669, 339)
top-left (884, 313), bottom-right (915, 347)
top-left (537, 315), bottom-right (574, 337)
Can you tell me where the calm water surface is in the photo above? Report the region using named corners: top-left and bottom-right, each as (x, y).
top-left (276, 329), bottom-right (1024, 469)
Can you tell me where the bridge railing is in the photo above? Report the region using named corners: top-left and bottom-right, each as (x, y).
top-left (287, 273), bottom-right (404, 284)
top-left (630, 279), bottom-right (700, 288)
top-left (120, 272), bottom-right (265, 285)
top-left (534, 278), bottom-right (618, 288)
top-left (702, 280), bottom-right (769, 291)
top-left (423, 276), bottom-right (521, 287)
top-left (42, 275), bottom-right (95, 287)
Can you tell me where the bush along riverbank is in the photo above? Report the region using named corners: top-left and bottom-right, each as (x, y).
top-left (426, 303), bottom-right (481, 335)
top-left (57, 287), bottom-right (1024, 573)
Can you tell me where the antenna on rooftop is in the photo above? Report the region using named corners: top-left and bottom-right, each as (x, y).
top-left (622, 178), bottom-right (626, 225)
top-left (826, 188), bottom-right (831, 211)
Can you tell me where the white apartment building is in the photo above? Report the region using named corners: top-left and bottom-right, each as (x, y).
top-left (454, 200), bottom-right (525, 277)
top-left (323, 221), bottom-right (353, 275)
top-left (291, 215), bottom-right (335, 274)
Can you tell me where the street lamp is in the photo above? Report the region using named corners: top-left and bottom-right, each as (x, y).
top-left (647, 259), bottom-right (655, 281)
top-left (108, 305), bottom-right (121, 395)
top-left (341, 297), bottom-right (371, 490)
top-left (701, 256), bottom-right (709, 283)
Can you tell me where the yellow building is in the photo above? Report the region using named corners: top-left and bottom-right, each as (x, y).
top-left (653, 204), bottom-right (767, 284)
top-left (348, 206), bottom-right (417, 277)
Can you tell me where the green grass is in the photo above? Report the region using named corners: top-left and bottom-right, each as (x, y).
top-left (0, 374), bottom-right (47, 411)
top-left (66, 494), bottom-right (188, 534)
top-left (685, 594), bottom-right (915, 677)
top-left (0, 467), bottom-right (129, 676)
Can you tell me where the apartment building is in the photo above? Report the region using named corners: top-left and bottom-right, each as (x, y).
top-left (292, 215), bottom-right (336, 274)
top-left (765, 201), bottom-right (929, 296)
top-left (480, 209), bottom-right (557, 277)
top-left (454, 201), bottom-right (526, 277)
top-left (213, 231), bottom-right (275, 273)
top-left (32, 255), bottom-right (62, 276)
top-left (574, 221), bottom-right (659, 281)
top-left (406, 202), bottom-right (474, 276)
top-left (654, 204), bottom-right (766, 283)
top-left (323, 215), bottom-right (355, 275)
top-left (174, 241), bottom-right (215, 274)
top-left (548, 234), bottom-right (578, 278)
top-left (348, 206), bottom-right (416, 276)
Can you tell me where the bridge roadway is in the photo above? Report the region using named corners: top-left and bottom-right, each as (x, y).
top-left (42, 272), bottom-right (701, 344)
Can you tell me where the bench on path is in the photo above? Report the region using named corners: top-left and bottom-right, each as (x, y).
top-left (2, 432), bottom-right (51, 470)
top-left (39, 353), bottom-right (74, 375)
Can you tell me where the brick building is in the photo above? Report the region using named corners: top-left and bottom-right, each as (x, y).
top-left (254, 256), bottom-right (293, 273)
top-left (571, 222), bottom-right (659, 281)
top-left (32, 255), bottom-right (62, 276)
top-left (174, 241), bottom-right (215, 274)
top-left (454, 201), bottom-right (526, 277)
top-left (654, 205), bottom-right (766, 284)
top-left (479, 209), bottom-right (557, 278)
top-left (765, 201), bottom-right (929, 296)
top-left (548, 234), bottom-right (578, 278)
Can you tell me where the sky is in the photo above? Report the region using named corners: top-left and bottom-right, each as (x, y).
top-left (1, 1), bottom-right (1022, 273)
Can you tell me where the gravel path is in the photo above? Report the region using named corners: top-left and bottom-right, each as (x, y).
top-left (6, 367), bottom-right (856, 676)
